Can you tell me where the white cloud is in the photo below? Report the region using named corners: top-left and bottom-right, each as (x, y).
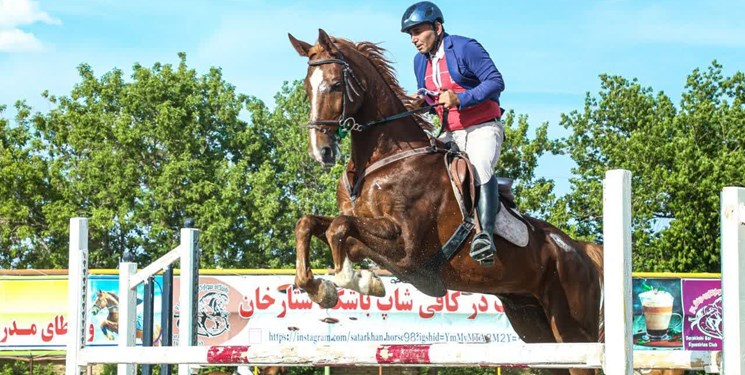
top-left (0, 0), bottom-right (60, 28)
top-left (0, 0), bottom-right (60, 52)
top-left (0, 28), bottom-right (42, 51)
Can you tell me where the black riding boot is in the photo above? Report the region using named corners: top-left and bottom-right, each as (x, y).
top-left (470, 176), bottom-right (500, 266)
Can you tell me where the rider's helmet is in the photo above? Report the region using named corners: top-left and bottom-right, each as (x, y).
top-left (400, 1), bottom-right (444, 33)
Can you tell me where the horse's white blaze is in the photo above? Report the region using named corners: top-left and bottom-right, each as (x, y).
top-left (308, 67), bottom-right (326, 163)
top-left (309, 128), bottom-right (323, 163)
top-left (309, 67), bottom-right (324, 121)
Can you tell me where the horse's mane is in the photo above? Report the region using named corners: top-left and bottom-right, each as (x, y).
top-left (99, 290), bottom-right (118, 302)
top-left (333, 38), bottom-right (434, 131)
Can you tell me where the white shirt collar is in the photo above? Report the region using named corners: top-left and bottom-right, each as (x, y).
top-left (429, 39), bottom-right (445, 60)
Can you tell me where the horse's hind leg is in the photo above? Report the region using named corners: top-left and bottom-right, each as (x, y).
top-left (500, 295), bottom-right (598, 375)
top-left (294, 215), bottom-right (337, 307)
top-left (541, 279), bottom-right (600, 375)
top-left (499, 294), bottom-right (569, 375)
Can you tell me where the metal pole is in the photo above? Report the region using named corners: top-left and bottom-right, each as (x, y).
top-left (142, 276), bottom-right (155, 375)
top-left (66, 218), bottom-right (88, 375)
top-left (161, 265), bottom-right (174, 375)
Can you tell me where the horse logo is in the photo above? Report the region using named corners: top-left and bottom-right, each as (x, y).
top-left (91, 290), bottom-right (162, 344)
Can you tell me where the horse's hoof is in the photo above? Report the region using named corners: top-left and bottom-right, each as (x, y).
top-left (365, 272), bottom-right (386, 297)
top-left (312, 279), bottom-right (339, 309)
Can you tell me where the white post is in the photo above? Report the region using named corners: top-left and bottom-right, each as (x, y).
top-left (178, 228), bottom-right (200, 375)
top-left (118, 262), bottom-right (137, 375)
top-left (66, 218), bottom-right (88, 375)
top-left (603, 169), bottom-right (633, 374)
top-left (722, 187), bottom-right (745, 374)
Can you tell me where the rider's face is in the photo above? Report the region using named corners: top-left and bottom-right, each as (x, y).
top-left (408, 22), bottom-right (441, 54)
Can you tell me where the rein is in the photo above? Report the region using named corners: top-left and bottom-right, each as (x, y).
top-left (307, 56), bottom-right (442, 138)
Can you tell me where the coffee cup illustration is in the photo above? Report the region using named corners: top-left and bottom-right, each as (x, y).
top-left (638, 289), bottom-right (682, 340)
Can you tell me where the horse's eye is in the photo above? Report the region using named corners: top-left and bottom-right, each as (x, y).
top-left (330, 81), bottom-right (343, 91)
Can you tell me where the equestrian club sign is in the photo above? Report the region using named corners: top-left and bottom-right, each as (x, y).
top-left (0, 273), bottom-right (721, 351)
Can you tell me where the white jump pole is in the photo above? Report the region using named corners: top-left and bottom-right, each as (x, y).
top-left (722, 187), bottom-right (745, 374)
top-left (66, 218), bottom-right (88, 375)
top-left (118, 260), bottom-right (137, 375)
top-left (603, 169), bottom-right (633, 374)
top-left (65, 218), bottom-right (200, 375)
top-left (178, 227), bottom-right (200, 375)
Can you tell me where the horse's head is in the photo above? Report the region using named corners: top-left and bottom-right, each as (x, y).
top-left (288, 29), bottom-right (366, 168)
top-left (91, 290), bottom-right (117, 314)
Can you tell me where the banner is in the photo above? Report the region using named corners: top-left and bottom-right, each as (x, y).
top-left (1, 274), bottom-right (722, 351)
top-left (0, 277), bottom-right (69, 349)
top-left (632, 277), bottom-right (722, 351)
top-left (1, 274), bottom-right (518, 350)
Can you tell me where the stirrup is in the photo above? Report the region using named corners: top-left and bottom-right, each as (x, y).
top-left (470, 233), bottom-right (496, 266)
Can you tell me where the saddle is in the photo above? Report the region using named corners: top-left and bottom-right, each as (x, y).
top-left (445, 151), bottom-right (517, 224)
top-left (424, 150), bottom-right (525, 272)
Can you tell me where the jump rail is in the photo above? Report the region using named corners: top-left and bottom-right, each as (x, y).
top-left (65, 170), bottom-right (742, 374)
top-left (66, 219), bottom-right (199, 375)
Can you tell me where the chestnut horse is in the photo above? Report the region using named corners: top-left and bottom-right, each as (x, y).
top-left (91, 290), bottom-right (162, 344)
top-left (289, 29), bottom-right (603, 375)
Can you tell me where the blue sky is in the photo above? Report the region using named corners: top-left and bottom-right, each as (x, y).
top-left (1, 0), bottom-right (744, 195)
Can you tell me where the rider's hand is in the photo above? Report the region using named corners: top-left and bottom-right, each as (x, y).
top-left (438, 89), bottom-right (460, 109)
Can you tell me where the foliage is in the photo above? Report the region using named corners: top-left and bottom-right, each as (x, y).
top-left (497, 111), bottom-right (563, 219)
top-left (561, 61), bottom-right (744, 272)
top-left (0, 102), bottom-right (57, 268)
top-left (0, 55), bottom-right (344, 269)
top-left (0, 360), bottom-right (58, 375)
top-left (8, 54), bottom-right (739, 274)
top-left (1, 52), bottom-right (558, 270)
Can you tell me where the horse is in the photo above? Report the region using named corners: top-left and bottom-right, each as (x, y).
top-left (91, 290), bottom-right (162, 344)
top-left (288, 29), bottom-right (604, 375)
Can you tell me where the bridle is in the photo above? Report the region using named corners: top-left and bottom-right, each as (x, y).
top-left (306, 57), bottom-right (363, 137)
top-left (306, 55), bottom-right (440, 139)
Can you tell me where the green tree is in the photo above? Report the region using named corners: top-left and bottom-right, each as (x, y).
top-left (26, 54), bottom-right (294, 269)
top-left (241, 81), bottom-right (343, 268)
top-left (0, 102), bottom-right (59, 268)
top-left (497, 111), bottom-right (563, 219)
top-left (1, 54), bottom-right (562, 271)
top-left (561, 61), bottom-right (744, 272)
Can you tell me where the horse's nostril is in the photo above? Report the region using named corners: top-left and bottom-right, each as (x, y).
top-left (321, 147), bottom-right (333, 160)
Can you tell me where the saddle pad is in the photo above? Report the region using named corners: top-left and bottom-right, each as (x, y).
top-left (494, 203), bottom-right (529, 247)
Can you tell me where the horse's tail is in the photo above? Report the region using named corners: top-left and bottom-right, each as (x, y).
top-left (583, 242), bottom-right (605, 343)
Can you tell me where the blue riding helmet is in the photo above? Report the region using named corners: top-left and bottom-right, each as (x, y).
top-left (400, 1), bottom-right (444, 33)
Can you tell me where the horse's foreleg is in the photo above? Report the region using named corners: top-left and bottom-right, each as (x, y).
top-left (294, 215), bottom-right (335, 306)
top-left (331, 237), bottom-right (386, 297)
top-left (326, 215), bottom-right (404, 298)
top-left (102, 322), bottom-right (116, 340)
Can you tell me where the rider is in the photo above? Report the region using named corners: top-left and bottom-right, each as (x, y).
top-left (402, 1), bottom-right (505, 266)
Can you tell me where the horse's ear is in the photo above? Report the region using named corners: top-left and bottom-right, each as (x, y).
top-left (317, 28), bottom-right (339, 56)
top-left (288, 33), bottom-right (311, 57)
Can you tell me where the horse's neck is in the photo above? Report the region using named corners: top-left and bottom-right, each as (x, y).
top-left (350, 86), bottom-right (429, 170)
